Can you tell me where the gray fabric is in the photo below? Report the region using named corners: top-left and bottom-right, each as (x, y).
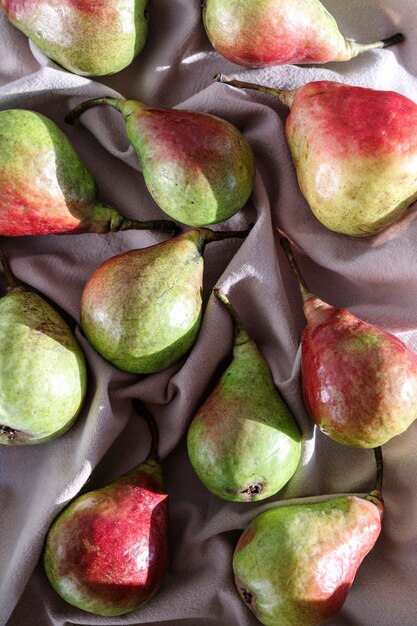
top-left (1, 1), bottom-right (417, 625)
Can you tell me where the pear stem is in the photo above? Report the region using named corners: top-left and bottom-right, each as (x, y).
top-left (133, 400), bottom-right (159, 461)
top-left (279, 236), bottom-right (314, 302)
top-left (0, 248), bottom-right (23, 293)
top-left (351, 32), bottom-right (405, 56)
top-left (369, 446), bottom-right (384, 504)
top-left (108, 217), bottom-right (179, 236)
top-left (199, 226), bottom-right (252, 248)
top-left (65, 97), bottom-right (127, 124)
top-left (214, 288), bottom-right (249, 344)
top-left (214, 74), bottom-right (297, 108)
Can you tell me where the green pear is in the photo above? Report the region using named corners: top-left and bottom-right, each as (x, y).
top-left (233, 448), bottom-right (384, 626)
top-left (203, 0), bottom-right (403, 67)
top-left (187, 288), bottom-right (301, 502)
top-left (1, 0), bottom-right (148, 76)
top-left (66, 97), bottom-right (255, 227)
top-left (0, 250), bottom-right (87, 445)
top-left (81, 228), bottom-right (250, 374)
top-left (0, 109), bottom-right (176, 236)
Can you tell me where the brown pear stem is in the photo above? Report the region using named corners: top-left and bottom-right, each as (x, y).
top-left (214, 74), bottom-right (297, 108)
top-left (279, 236), bottom-right (314, 302)
top-left (380, 32), bottom-right (405, 48)
top-left (369, 446), bottom-right (384, 504)
top-left (108, 217), bottom-right (179, 236)
top-left (200, 226), bottom-right (252, 248)
top-left (133, 400), bottom-right (159, 461)
top-left (0, 248), bottom-right (23, 294)
top-left (65, 97), bottom-right (129, 124)
top-left (214, 288), bottom-right (249, 344)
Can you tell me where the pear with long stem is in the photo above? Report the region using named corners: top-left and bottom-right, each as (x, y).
top-left (187, 288), bottom-right (301, 502)
top-left (81, 227), bottom-right (251, 374)
top-left (44, 401), bottom-right (169, 616)
top-left (215, 75), bottom-right (417, 237)
top-left (233, 447), bottom-right (384, 626)
top-left (280, 234), bottom-right (417, 447)
top-left (203, 0), bottom-right (403, 67)
top-left (66, 97), bottom-right (255, 227)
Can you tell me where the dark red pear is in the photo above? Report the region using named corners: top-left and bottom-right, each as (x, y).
top-left (280, 235), bottom-right (417, 448)
top-left (43, 402), bottom-right (169, 617)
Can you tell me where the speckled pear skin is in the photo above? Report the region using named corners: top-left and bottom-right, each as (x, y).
top-left (44, 456), bottom-right (169, 615)
top-left (0, 285), bottom-right (87, 445)
top-left (66, 98), bottom-right (255, 227)
top-left (203, 0), bottom-right (403, 67)
top-left (1, 0), bottom-right (148, 76)
top-left (233, 495), bottom-right (383, 626)
top-left (187, 289), bottom-right (301, 502)
top-left (0, 109), bottom-right (174, 236)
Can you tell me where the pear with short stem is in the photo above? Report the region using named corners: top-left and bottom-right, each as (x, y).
top-left (203, 0), bottom-right (403, 67)
top-left (280, 234), bottom-right (417, 447)
top-left (81, 227), bottom-right (251, 374)
top-left (65, 96), bottom-right (255, 227)
top-left (187, 287), bottom-right (301, 501)
top-left (233, 447), bottom-right (384, 626)
top-left (0, 248), bottom-right (87, 445)
top-left (0, 109), bottom-right (177, 237)
top-left (215, 75), bottom-right (417, 237)
top-left (1, 0), bottom-right (148, 76)
top-left (44, 401), bottom-right (169, 616)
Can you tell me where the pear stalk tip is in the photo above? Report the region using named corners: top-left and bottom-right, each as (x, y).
top-left (214, 287), bottom-right (249, 344)
top-left (370, 446), bottom-right (384, 504)
top-left (0, 248), bottom-right (22, 293)
top-left (381, 32), bottom-right (405, 48)
top-left (65, 97), bottom-right (126, 125)
top-left (214, 75), bottom-right (297, 108)
top-left (279, 236), bottom-right (314, 302)
top-left (133, 400), bottom-right (160, 461)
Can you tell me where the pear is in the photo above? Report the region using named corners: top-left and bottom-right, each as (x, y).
top-left (233, 447), bottom-right (384, 626)
top-left (216, 76), bottom-right (417, 237)
top-left (187, 288), bottom-right (301, 502)
top-left (0, 109), bottom-right (176, 236)
top-left (203, 0), bottom-right (403, 67)
top-left (81, 227), bottom-right (250, 374)
top-left (0, 249), bottom-right (87, 445)
top-left (65, 97), bottom-right (255, 227)
top-left (280, 235), bottom-right (417, 448)
top-left (44, 401), bottom-right (169, 616)
top-left (1, 0), bottom-right (148, 76)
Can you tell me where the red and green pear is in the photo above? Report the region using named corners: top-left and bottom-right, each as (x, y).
top-left (203, 0), bottom-right (403, 67)
top-left (0, 109), bottom-right (176, 236)
top-left (44, 403), bottom-right (169, 616)
top-left (281, 236), bottom-right (417, 448)
top-left (216, 76), bottom-right (417, 237)
top-left (66, 97), bottom-right (255, 227)
top-left (187, 288), bottom-right (301, 502)
top-left (1, 0), bottom-right (148, 76)
top-left (233, 448), bottom-right (384, 626)
top-left (80, 228), bottom-right (250, 374)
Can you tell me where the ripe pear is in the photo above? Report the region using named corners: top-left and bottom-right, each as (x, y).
top-left (203, 0), bottom-right (403, 67)
top-left (233, 448), bottom-right (384, 626)
top-left (216, 76), bottom-right (417, 237)
top-left (0, 109), bottom-right (176, 236)
top-left (187, 288), bottom-right (301, 502)
top-left (1, 0), bottom-right (148, 76)
top-left (81, 227), bottom-right (250, 374)
top-left (280, 235), bottom-right (417, 448)
top-left (44, 402), bottom-right (169, 616)
top-left (0, 249), bottom-right (87, 445)
top-left (66, 97), bottom-right (255, 227)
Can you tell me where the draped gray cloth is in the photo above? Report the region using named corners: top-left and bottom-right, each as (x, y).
top-left (1, 1), bottom-right (417, 625)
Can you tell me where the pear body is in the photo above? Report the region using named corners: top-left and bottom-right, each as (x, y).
top-left (44, 457), bottom-right (169, 616)
top-left (0, 109), bottom-right (141, 235)
top-left (123, 102), bottom-right (255, 226)
top-left (187, 328), bottom-right (301, 501)
top-left (233, 495), bottom-right (383, 626)
top-left (0, 289), bottom-right (87, 444)
top-left (286, 81), bottom-right (417, 236)
top-left (81, 230), bottom-right (206, 373)
top-left (203, 0), bottom-right (369, 67)
top-left (302, 297), bottom-right (417, 447)
top-left (2, 0), bottom-right (148, 76)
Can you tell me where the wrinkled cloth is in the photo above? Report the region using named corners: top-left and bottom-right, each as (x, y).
top-left (1, 1), bottom-right (417, 625)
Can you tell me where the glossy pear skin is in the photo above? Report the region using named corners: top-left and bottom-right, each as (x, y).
top-left (81, 230), bottom-right (206, 374)
top-left (187, 293), bottom-right (301, 501)
top-left (233, 495), bottom-right (383, 626)
top-left (0, 109), bottom-right (157, 236)
top-left (0, 289), bottom-right (87, 445)
top-left (286, 82), bottom-right (417, 236)
top-left (203, 0), bottom-right (399, 67)
top-left (44, 457), bottom-right (169, 616)
top-left (1, 0), bottom-right (148, 76)
top-left (302, 297), bottom-right (417, 448)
